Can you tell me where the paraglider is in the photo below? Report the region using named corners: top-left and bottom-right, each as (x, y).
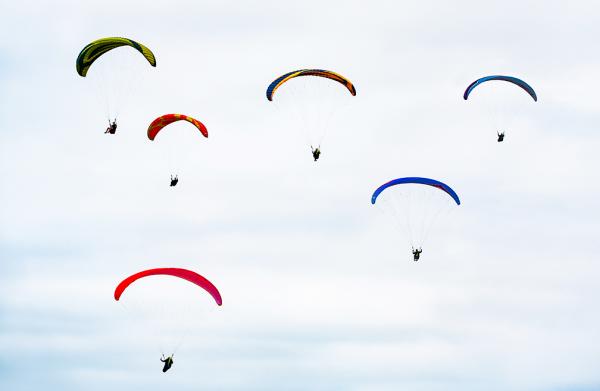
top-left (77, 37), bottom-right (156, 130)
top-left (464, 75), bottom-right (537, 141)
top-left (266, 69), bottom-right (356, 101)
top-left (266, 69), bottom-right (356, 161)
top-left (147, 114), bottom-right (208, 185)
top-left (115, 268), bottom-right (222, 371)
top-left (412, 247), bottom-right (422, 262)
top-left (372, 177), bottom-right (460, 261)
top-left (105, 118), bottom-right (117, 134)
top-left (76, 37), bottom-right (156, 77)
top-left (160, 354), bottom-right (174, 373)
top-left (371, 177), bottom-right (461, 206)
top-left (147, 114), bottom-right (208, 141)
top-left (463, 75), bottom-right (537, 102)
top-left (114, 267), bottom-right (222, 305)
top-left (311, 146), bottom-right (321, 162)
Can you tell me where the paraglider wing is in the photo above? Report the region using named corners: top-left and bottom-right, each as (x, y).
top-left (463, 75), bottom-right (537, 101)
top-left (266, 69), bottom-right (356, 101)
top-left (76, 37), bottom-right (156, 77)
top-left (371, 177), bottom-right (461, 205)
top-left (114, 268), bottom-right (222, 306)
top-left (147, 114), bottom-right (208, 140)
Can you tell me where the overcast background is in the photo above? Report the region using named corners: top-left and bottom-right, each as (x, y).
top-left (1, 1), bottom-right (600, 390)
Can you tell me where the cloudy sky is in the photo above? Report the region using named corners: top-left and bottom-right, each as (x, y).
top-left (2, 1), bottom-right (600, 390)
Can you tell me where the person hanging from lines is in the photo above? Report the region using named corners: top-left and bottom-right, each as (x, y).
top-left (497, 131), bottom-right (505, 142)
top-left (113, 269), bottom-right (222, 376)
top-left (311, 145), bottom-right (321, 162)
top-left (170, 175), bottom-right (179, 187)
top-left (412, 247), bottom-right (422, 262)
top-left (105, 118), bottom-right (117, 134)
top-left (160, 354), bottom-right (174, 373)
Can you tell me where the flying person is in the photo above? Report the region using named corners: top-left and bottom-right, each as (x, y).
top-left (160, 354), bottom-right (174, 372)
top-left (497, 131), bottom-right (505, 142)
top-left (105, 119), bottom-right (117, 134)
top-left (170, 175), bottom-right (178, 187)
top-left (412, 247), bottom-right (422, 262)
top-left (311, 146), bottom-right (321, 162)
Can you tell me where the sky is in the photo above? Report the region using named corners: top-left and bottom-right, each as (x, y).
top-left (1, 0), bottom-right (600, 390)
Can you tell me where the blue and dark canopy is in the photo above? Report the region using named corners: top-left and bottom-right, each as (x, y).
top-left (371, 177), bottom-right (461, 205)
top-left (463, 75), bottom-right (537, 102)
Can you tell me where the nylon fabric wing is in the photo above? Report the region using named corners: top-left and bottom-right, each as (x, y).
top-left (114, 268), bottom-right (222, 306)
top-left (76, 37), bottom-right (156, 77)
top-left (147, 114), bottom-right (208, 140)
top-left (266, 69), bottom-right (356, 101)
top-left (463, 75), bottom-right (537, 101)
top-left (371, 177), bottom-right (461, 205)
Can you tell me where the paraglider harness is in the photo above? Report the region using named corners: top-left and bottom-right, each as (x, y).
top-left (170, 175), bottom-right (179, 187)
top-left (497, 131), bottom-right (505, 142)
top-left (311, 145), bottom-right (321, 162)
top-left (105, 119), bottom-right (117, 134)
top-left (160, 354), bottom-right (174, 372)
top-left (412, 247), bottom-right (422, 262)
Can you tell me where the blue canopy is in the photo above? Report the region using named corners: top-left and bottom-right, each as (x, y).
top-left (463, 75), bottom-right (537, 102)
top-left (371, 177), bottom-right (461, 205)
